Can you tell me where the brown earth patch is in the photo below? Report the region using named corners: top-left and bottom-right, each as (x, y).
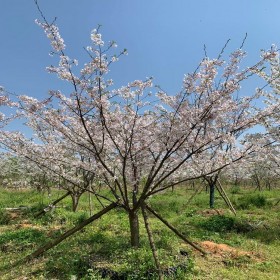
top-left (5, 207), bottom-right (28, 220)
top-left (199, 241), bottom-right (263, 261)
top-left (15, 221), bottom-right (42, 230)
top-left (8, 211), bottom-right (21, 220)
top-left (197, 209), bottom-right (226, 216)
top-left (46, 225), bottom-right (65, 237)
top-left (15, 223), bottom-right (64, 237)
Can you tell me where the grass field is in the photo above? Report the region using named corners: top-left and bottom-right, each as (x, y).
top-left (0, 186), bottom-right (279, 279)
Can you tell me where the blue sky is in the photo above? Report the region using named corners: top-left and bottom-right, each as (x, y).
top-left (1, 1), bottom-right (280, 105)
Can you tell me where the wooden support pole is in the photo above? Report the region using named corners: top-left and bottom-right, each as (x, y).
top-left (34, 191), bottom-right (71, 218)
top-left (216, 179), bottom-right (236, 215)
top-left (145, 204), bottom-right (207, 256)
top-left (141, 204), bottom-right (163, 280)
top-left (26, 202), bottom-right (117, 261)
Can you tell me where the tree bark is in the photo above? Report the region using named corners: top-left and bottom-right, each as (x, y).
top-left (129, 210), bottom-right (140, 247)
top-left (26, 202), bottom-right (117, 261)
top-left (71, 192), bottom-right (82, 212)
top-left (209, 184), bottom-right (215, 209)
top-left (128, 190), bottom-right (140, 247)
top-left (253, 173), bottom-right (262, 191)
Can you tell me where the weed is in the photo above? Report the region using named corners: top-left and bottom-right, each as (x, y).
top-left (233, 219), bottom-right (255, 233)
top-left (245, 227), bottom-right (280, 244)
top-left (81, 268), bottom-right (110, 279)
top-left (0, 227), bottom-right (47, 254)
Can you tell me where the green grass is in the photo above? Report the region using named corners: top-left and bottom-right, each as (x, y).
top-left (0, 186), bottom-right (279, 279)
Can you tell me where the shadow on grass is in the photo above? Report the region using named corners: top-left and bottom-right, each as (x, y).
top-left (241, 225), bottom-right (280, 244)
top-left (0, 227), bottom-right (47, 250)
top-left (192, 214), bottom-right (280, 244)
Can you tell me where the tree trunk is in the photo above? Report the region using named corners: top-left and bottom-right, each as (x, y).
top-left (129, 210), bottom-right (140, 247)
top-left (209, 184), bottom-right (215, 209)
top-left (234, 176), bottom-right (239, 187)
top-left (71, 193), bottom-right (82, 212)
top-left (266, 180), bottom-right (271, 191)
top-left (253, 173), bottom-right (261, 191)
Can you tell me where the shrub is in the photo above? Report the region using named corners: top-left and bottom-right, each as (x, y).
top-left (236, 194), bottom-right (267, 209)
top-left (233, 220), bottom-right (254, 233)
top-left (199, 215), bottom-right (236, 232)
top-left (230, 186), bottom-right (241, 194)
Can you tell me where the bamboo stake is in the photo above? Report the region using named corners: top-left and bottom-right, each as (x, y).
top-left (141, 204), bottom-right (163, 280)
top-left (274, 198), bottom-right (280, 206)
top-left (216, 179), bottom-right (236, 215)
top-left (145, 204), bottom-right (207, 256)
top-left (34, 191), bottom-right (71, 218)
top-left (89, 190), bottom-right (92, 216)
top-left (26, 202), bottom-right (117, 261)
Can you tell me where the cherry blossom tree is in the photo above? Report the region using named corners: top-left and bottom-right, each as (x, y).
top-left (222, 160), bottom-right (252, 188)
top-left (245, 134), bottom-right (280, 190)
top-left (223, 131), bottom-right (280, 191)
top-left (0, 152), bottom-right (43, 190)
top-left (0, 130), bottom-right (99, 212)
top-left (0, 5), bottom-right (279, 276)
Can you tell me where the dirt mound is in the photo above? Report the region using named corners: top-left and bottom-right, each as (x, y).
top-left (198, 209), bottom-right (225, 216)
top-left (199, 241), bottom-right (261, 261)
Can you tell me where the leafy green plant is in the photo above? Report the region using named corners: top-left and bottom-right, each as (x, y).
top-left (236, 194), bottom-right (268, 209)
top-left (0, 228), bottom-right (46, 245)
top-left (81, 268), bottom-right (110, 280)
top-left (0, 210), bottom-right (10, 225)
top-left (230, 185), bottom-right (241, 194)
top-left (76, 211), bottom-right (90, 225)
top-left (198, 215), bottom-right (236, 232)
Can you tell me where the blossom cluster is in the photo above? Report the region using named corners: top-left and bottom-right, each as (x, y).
top-left (1, 25), bottom-right (280, 209)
